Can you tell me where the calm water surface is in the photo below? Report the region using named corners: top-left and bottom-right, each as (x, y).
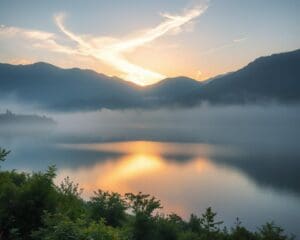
top-left (2, 139), bottom-right (300, 236)
top-left (1, 106), bottom-right (300, 236)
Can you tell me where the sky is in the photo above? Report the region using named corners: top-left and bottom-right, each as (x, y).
top-left (0, 0), bottom-right (299, 85)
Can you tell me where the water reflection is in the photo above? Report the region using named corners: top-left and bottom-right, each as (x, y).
top-left (56, 142), bottom-right (231, 214)
top-left (54, 141), bottom-right (300, 235)
top-left (1, 139), bottom-right (300, 235)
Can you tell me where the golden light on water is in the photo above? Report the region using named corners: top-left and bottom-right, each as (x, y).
top-left (56, 141), bottom-right (248, 216)
top-left (100, 154), bottom-right (164, 185)
top-left (62, 140), bottom-right (215, 155)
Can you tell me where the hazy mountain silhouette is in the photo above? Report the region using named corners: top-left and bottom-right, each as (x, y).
top-left (0, 62), bottom-right (142, 110)
top-left (0, 49), bottom-right (299, 110)
top-left (0, 110), bottom-right (55, 125)
top-left (184, 49), bottom-right (300, 105)
top-left (142, 76), bottom-right (202, 105)
top-left (0, 110), bottom-right (56, 136)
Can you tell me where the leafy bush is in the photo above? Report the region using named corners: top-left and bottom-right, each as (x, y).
top-left (0, 149), bottom-right (296, 240)
top-left (0, 168), bottom-right (59, 240)
top-left (32, 213), bottom-right (123, 240)
top-left (88, 190), bottom-right (127, 227)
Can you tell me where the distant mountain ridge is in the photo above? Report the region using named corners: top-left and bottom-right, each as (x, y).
top-left (0, 49), bottom-right (299, 111)
top-left (0, 62), bottom-right (142, 110)
top-left (185, 49), bottom-right (300, 105)
top-left (0, 110), bottom-right (55, 125)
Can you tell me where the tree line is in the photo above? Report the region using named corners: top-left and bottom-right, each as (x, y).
top-left (0, 148), bottom-right (295, 240)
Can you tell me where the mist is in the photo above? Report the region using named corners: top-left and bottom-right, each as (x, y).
top-left (47, 104), bottom-right (300, 148)
top-left (1, 103), bottom-right (300, 236)
top-left (1, 103), bottom-right (299, 146)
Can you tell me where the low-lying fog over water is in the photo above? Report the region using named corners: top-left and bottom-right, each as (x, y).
top-left (1, 105), bottom-right (300, 236)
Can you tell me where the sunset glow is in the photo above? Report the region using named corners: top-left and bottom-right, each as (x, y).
top-left (0, 5), bottom-right (207, 85)
top-left (1, 1), bottom-right (298, 86)
top-left (55, 6), bottom-right (207, 85)
top-left (55, 141), bottom-right (219, 215)
top-left (0, 1), bottom-right (299, 237)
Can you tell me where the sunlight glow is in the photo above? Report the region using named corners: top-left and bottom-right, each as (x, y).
top-left (54, 6), bottom-right (207, 85)
top-left (102, 154), bottom-right (164, 182)
top-left (55, 141), bottom-right (222, 216)
top-left (0, 5), bottom-right (208, 85)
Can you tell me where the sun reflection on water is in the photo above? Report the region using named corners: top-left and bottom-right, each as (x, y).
top-left (56, 141), bottom-right (247, 216)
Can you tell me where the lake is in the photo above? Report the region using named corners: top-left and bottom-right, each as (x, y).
top-left (0, 106), bottom-right (300, 236)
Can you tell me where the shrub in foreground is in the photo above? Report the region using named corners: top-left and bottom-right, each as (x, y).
top-left (0, 148), bottom-right (295, 240)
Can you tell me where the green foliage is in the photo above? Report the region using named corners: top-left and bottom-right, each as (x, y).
top-left (154, 215), bottom-right (181, 240)
top-left (0, 148), bottom-right (10, 167)
top-left (32, 213), bottom-right (85, 240)
top-left (88, 190), bottom-right (127, 227)
top-left (32, 213), bottom-right (122, 240)
top-left (230, 218), bottom-right (255, 240)
top-left (125, 192), bottom-right (161, 216)
top-left (188, 214), bottom-right (202, 234)
top-left (56, 176), bottom-right (85, 220)
top-left (200, 207), bottom-right (223, 239)
top-left (256, 222), bottom-right (295, 240)
top-left (0, 148), bottom-right (296, 240)
top-left (0, 167), bottom-right (58, 240)
top-left (178, 231), bottom-right (201, 240)
top-left (125, 192), bottom-right (162, 240)
top-left (0, 148), bottom-right (10, 161)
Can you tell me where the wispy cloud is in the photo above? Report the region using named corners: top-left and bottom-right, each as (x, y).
top-left (0, 25), bottom-right (75, 54)
top-left (0, 25), bottom-right (54, 40)
top-left (0, 5), bottom-right (208, 85)
top-left (200, 36), bottom-right (247, 56)
top-left (233, 37), bottom-right (247, 43)
top-left (8, 58), bottom-right (34, 65)
top-left (54, 6), bottom-right (207, 85)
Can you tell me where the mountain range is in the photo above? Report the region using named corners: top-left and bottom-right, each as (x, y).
top-left (0, 49), bottom-right (299, 111)
top-left (0, 110), bottom-right (55, 125)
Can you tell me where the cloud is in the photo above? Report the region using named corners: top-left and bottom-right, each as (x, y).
top-left (196, 70), bottom-right (203, 80)
top-left (200, 36), bottom-right (247, 56)
top-left (0, 25), bottom-right (53, 40)
top-left (8, 58), bottom-right (34, 65)
top-left (233, 37), bottom-right (247, 43)
top-left (0, 25), bottom-right (75, 55)
top-left (54, 6), bottom-right (207, 85)
top-left (0, 5), bottom-right (208, 85)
